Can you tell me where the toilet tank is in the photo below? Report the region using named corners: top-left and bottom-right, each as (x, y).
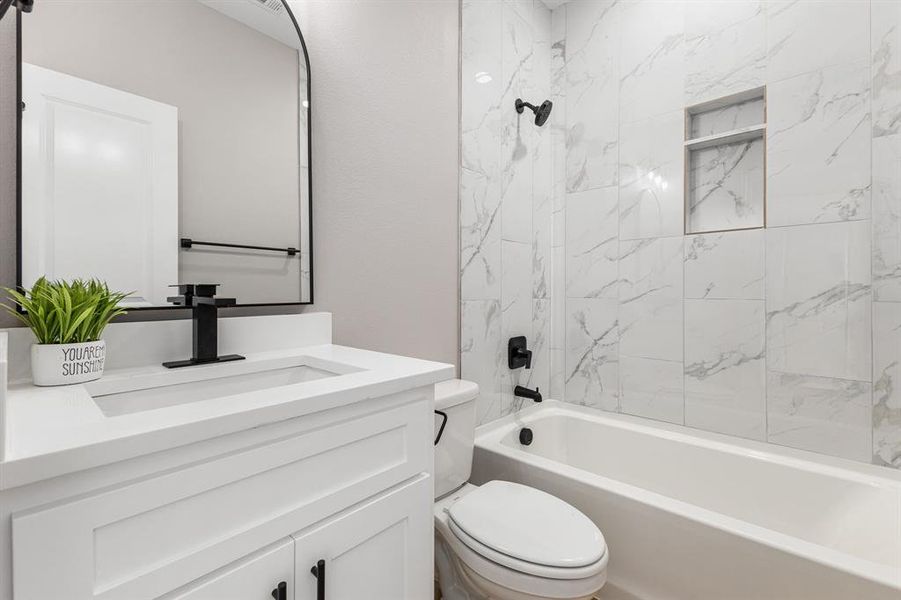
top-left (434, 379), bottom-right (479, 498)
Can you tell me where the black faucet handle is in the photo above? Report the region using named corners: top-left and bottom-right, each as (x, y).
top-left (521, 348), bottom-right (533, 369)
top-left (508, 336), bottom-right (533, 369)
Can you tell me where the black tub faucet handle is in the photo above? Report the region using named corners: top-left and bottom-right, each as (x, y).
top-left (508, 336), bottom-right (532, 369)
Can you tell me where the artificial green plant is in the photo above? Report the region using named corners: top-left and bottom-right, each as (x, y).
top-left (3, 277), bottom-right (130, 344)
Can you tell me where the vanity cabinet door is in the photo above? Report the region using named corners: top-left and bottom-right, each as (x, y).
top-left (292, 476), bottom-right (432, 600)
top-left (163, 538), bottom-right (293, 600)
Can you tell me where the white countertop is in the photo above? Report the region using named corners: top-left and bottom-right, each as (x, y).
top-left (0, 343), bottom-right (453, 490)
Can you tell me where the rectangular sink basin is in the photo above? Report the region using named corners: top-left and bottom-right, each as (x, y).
top-left (89, 357), bottom-right (358, 417)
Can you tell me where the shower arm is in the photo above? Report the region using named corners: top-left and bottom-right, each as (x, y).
top-left (515, 99), bottom-right (537, 114)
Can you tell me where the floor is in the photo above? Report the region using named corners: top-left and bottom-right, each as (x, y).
top-left (597, 583), bottom-right (643, 600)
top-left (433, 580), bottom-right (642, 600)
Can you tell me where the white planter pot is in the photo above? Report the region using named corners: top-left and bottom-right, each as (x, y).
top-left (31, 340), bottom-right (106, 386)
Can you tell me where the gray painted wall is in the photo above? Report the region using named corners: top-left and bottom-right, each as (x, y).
top-left (0, 0), bottom-right (460, 369)
top-left (291, 0), bottom-right (460, 368)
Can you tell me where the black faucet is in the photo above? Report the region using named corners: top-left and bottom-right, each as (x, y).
top-left (508, 336), bottom-right (532, 369)
top-left (514, 385), bottom-right (542, 403)
top-left (162, 284), bottom-right (245, 368)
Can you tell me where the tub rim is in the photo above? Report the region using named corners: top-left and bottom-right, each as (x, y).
top-left (474, 400), bottom-right (901, 591)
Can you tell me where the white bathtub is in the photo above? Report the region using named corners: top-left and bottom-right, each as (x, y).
top-left (471, 401), bottom-right (901, 600)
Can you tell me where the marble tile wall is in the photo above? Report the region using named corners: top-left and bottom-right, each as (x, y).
top-left (462, 0), bottom-right (901, 470)
top-left (872, 0), bottom-right (901, 468)
top-left (461, 0), bottom-right (554, 424)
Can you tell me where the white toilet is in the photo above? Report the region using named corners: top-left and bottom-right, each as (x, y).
top-left (434, 380), bottom-right (608, 600)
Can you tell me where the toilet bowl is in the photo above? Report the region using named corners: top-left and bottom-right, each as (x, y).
top-left (434, 380), bottom-right (608, 600)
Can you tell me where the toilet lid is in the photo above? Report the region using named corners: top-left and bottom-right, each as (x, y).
top-left (447, 481), bottom-right (606, 568)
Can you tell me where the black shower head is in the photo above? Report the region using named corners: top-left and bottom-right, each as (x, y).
top-left (515, 98), bottom-right (553, 127)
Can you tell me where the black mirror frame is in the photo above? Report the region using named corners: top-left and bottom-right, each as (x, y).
top-left (14, 0), bottom-right (314, 312)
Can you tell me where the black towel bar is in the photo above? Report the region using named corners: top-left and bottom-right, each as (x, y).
top-left (180, 238), bottom-right (298, 256)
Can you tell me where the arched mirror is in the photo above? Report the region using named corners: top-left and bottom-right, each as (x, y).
top-left (17, 0), bottom-right (312, 308)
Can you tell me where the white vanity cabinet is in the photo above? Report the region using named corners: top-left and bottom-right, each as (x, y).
top-left (292, 476), bottom-right (433, 600)
top-left (166, 476), bottom-right (432, 600)
top-left (2, 386), bottom-right (437, 600)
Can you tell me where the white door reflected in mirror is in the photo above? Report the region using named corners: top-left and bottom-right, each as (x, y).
top-left (22, 64), bottom-right (178, 307)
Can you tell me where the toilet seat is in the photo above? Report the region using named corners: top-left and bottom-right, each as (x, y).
top-left (448, 519), bottom-right (607, 580)
top-left (447, 481), bottom-right (607, 574)
top-left (434, 484), bottom-right (608, 599)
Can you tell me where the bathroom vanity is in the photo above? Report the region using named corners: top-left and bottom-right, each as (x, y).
top-left (1, 2), bottom-right (456, 598)
top-left (0, 313), bottom-right (453, 600)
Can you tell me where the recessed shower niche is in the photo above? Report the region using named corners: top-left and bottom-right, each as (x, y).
top-left (684, 88), bottom-right (766, 234)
